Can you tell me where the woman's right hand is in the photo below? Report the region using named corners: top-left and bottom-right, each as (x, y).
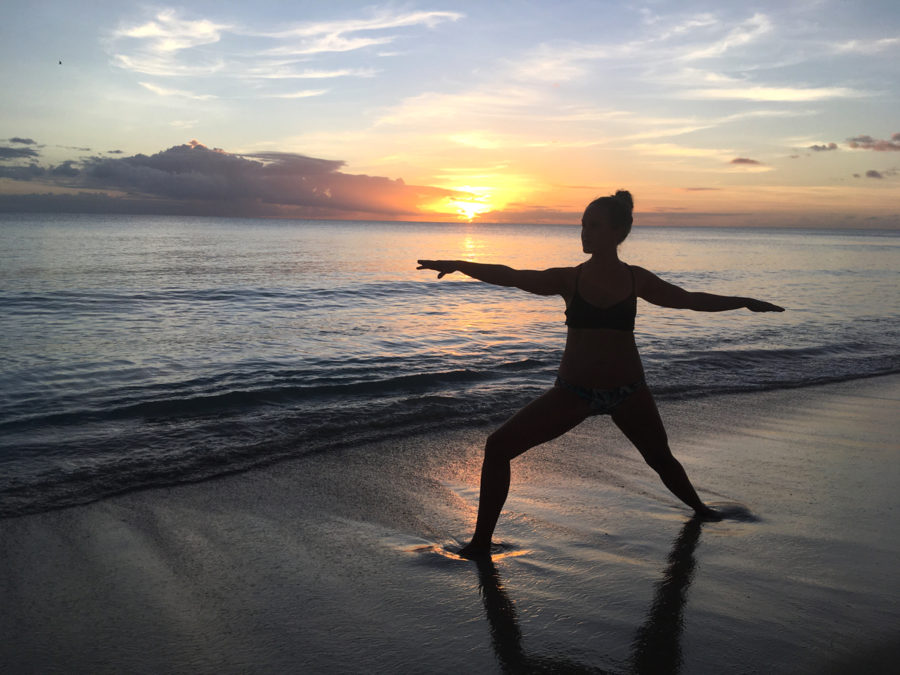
top-left (417, 260), bottom-right (459, 279)
top-left (745, 298), bottom-right (785, 312)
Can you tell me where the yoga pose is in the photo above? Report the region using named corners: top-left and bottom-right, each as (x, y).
top-left (417, 192), bottom-right (784, 558)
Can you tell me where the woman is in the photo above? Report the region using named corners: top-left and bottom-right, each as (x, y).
top-left (417, 191), bottom-right (784, 558)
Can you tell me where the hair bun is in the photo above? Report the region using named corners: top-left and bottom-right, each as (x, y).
top-left (613, 190), bottom-right (633, 211)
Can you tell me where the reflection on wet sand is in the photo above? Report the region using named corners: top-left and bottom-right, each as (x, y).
top-left (472, 516), bottom-right (705, 674)
top-left (630, 517), bottom-right (703, 674)
top-left (473, 555), bottom-right (609, 674)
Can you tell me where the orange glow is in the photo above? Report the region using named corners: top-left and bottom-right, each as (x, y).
top-left (422, 183), bottom-right (494, 222)
top-left (422, 170), bottom-right (537, 222)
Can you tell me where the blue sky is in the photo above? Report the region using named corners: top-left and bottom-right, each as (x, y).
top-left (1, 1), bottom-right (898, 225)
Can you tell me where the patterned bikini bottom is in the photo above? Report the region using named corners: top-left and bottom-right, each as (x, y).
top-left (554, 375), bottom-right (646, 416)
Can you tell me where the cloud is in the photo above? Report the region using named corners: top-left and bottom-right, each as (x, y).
top-left (865, 170), bottom-right (883, 179)
top-left (0, 140), bottom-right (460, 220)
top-left (139, 82), bottom-right (216, 100)
top-left (683, 86), bottom-right (864, 101)
top-left (847, 134), bottom-right (900, 151)
top-left (8, 137), bottom-right (37, 145)
top-left (241, 66), bottom-right (377, 80)
top-left (680, 13), bottom-right (772, 61)
top-left (809, 142), bottom-right (838, 151)
top-left (0, 146), bottom-right (40, 160)
top-left (269, 89), bottom-right (329, 99)
top-left (110, 7), bottom-right (461, 85)
top-left (631, 143), bottom-right (731, 159)
top-left (113, 9), bottom-right (229, 52)
top-left (681, 187), bottom-right (721, 191)
top-left (511, 12), bottom-right (770, 82)
top-left (834, 37), bottom-right (900, 54)
top-left (730, 157), bottom-right (761, 165)
top-left (0, 164), bottom-right (45, 179)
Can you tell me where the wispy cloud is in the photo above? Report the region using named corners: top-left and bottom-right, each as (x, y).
top-left (679, 13), bottom-right (772, 61)
top-left (110, 6), bottom-right (461, 96)
top-left (269, 90), bottom-right (329, 99)
top-left (834, 37), bottom-right (900, 54)
top-left (682, 85), bottom-right (865, 101)
top-left (240, 66), bottom-right (377, 80)
top-left (631, 143), bottom-right (733, 160)
top-left (139, 82), bottom-right (217, 100)
top-left (113, 9), bottom-right (228, 51)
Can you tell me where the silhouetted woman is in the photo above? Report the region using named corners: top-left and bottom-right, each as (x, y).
top-left (417, 192), bottom-right (783, 557)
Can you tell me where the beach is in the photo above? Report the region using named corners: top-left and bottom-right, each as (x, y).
top-left (2, 374), bottom-right (898, 674)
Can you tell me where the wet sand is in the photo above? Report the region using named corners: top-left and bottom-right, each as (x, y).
top-left (2, 375), bottom-right (898, 673)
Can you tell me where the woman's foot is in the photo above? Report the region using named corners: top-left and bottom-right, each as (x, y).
top-left (457, 540), bottom-right (492, 559)
top-left (694, 505), bottom-right (722, 521)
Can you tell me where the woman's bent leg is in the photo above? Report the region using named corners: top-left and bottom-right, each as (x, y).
top-left (611, 386), bottom-right (716, 517)
top-left (459, 387), bottom-right (590, 557)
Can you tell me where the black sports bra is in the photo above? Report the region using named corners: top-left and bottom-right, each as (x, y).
top-left (564, 263), bottom-right (636, 331)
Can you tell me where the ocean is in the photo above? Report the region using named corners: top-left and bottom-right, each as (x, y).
top-left (1, 213), bottom-right (898, 518)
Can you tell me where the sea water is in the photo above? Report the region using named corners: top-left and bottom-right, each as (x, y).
top-left (1, 213), bottom-right (897, 517)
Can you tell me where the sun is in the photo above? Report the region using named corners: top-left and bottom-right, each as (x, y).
top-left (420, 173), bottom-right (531, 222)
top-left (449, 198), bottom-right (492, 222)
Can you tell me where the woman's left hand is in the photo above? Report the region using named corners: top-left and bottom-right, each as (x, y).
top-left (417, 260), bottom-right (458, 279)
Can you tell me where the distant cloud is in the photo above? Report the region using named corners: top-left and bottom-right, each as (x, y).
top-left (809, 142), bottom-right (838, 152)
top-left (244, 66), bottom-right (377, 80)
top-left (683, 86), bottom-right (864, 101)
top-left (9, 137), bottom-right (36, 145)
top-left (51, 160), bottom-right (80, 177)
top-left (681, 187), bottom-right (721, 191)
top-left (866, 170), bottom-right (883, 179)
top-left (680, 12), bottom-right (772, 61)
top-left (834, 37), bottom-right (900, 54)
top-left (730, 157), bottom-right (761, 165)
top-left (269, 89), bottom-right (329, 99)
top-left (139, 81), bottom-right (216, 100)
top-left (0, 140), bottom-right (460, 220)
top-left (0, 164), bottom-right (45, 179)
top-left (0, 146), bottom-right (40, 160)
top-left (107, 149), bottom-right (124, 154)
top-left (110, 7), bottom-right (461, 91)
top-left (847, 134), bottom-right (900, 151)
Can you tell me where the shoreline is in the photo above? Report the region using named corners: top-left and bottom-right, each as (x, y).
top-left (2, 374), bottom-right (898, 673)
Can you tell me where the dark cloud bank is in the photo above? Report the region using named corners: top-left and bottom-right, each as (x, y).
top-left (0, 140), bottom-right (457, 220)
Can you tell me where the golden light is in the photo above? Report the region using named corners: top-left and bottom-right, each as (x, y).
top-left (422, 171), bottom-right (536, 221)
top-left (449, 197), bottom-right (492, 222)
top-left (421, 182), bottom-right (495, 222)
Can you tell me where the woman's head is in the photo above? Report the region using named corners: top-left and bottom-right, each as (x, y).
top-left (582, 191), bottom-right (634, 246)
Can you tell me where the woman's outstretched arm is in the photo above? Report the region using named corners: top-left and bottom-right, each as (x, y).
top-left (633, 266), bottom-right (784, 312)
top-left (416, 260), bottom-right (569, 296)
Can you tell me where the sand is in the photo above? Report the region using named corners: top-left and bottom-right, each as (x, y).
top-left (2, 375), bottom-right (898, 674)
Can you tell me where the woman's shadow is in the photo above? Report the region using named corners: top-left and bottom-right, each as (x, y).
top-left (472, 515), bottom-right (708, 674)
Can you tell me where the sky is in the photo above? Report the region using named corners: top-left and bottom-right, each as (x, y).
top-left (1, 0), bottom-right (898, 227)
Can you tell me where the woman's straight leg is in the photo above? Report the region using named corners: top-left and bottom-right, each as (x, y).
top-left (460, 386), bottom-right (590, 557)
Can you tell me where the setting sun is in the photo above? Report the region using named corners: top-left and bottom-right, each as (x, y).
top-left (448, 197), bottom-right (492, 221)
